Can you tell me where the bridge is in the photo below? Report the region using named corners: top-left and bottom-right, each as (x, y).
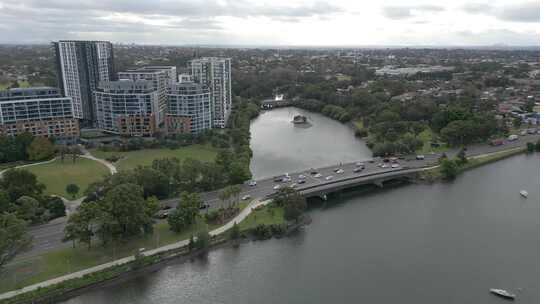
top-left (22, 131), bottom-right (540, 259)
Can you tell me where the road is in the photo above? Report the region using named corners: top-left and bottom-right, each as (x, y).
top-left (20, 132), bottom-right (540, 259)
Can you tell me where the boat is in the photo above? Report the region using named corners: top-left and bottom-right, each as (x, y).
top-left (292, 115), bottom-right (308, 124)
top-left (520, 190), bottom-right (528, 198)
top-left (489, 288), bottom-right (516, 300)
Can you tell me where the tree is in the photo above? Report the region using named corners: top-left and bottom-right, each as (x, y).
top-left (63, 201), bottom-right (101, 249)
top-left (457, 148), bottom-right (468, 165)
top-left (44, 196), bottom-right (66, 219)
top-left (168, 192), bottom-right (201, 233)
top-left (15, 196), bottom-right (42, 223)
top-left (100, 183), bottom-right (158, 239)
top-left (274, 187), bottom-right (307, 222)
top-left (26, 137), bottom-right (55, 161)
top-left (440, 159), bottom-right (459, 180)
top-left (230, 222), bottom-right (240, 240)
top-left (0, 213), bottom-right (31, 270)
top-left (66, 184), bottom-right (80, 199)
top-left (194, 228), bottom-right (211, 251)
top-left (527, 142), bottom-right (536, 153)
top-left (1, 169), bottom-right (44, 202)
top-left (229, 185), bottom-right (242, 207)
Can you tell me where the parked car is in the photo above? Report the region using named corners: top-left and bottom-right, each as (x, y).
top-left (325, 175), bottom-right (334, 180)
top-left (290, 183), bottom-right (297, 188)
top-left (298, 179), bottom-right (307, 184)
top-left (416, 155), bottom-right (425, 160)
top-left (336, 169), bottom-right (344, 174)
top-left (248, 180), bottom-right (257, 187)
top-left (391, 164), bottom-right (400, 168)
top-left (242, 195), bottom-right (251, 200)
top-left (381, 164), bottom-right (390, 168)
top-left (298, 174), bottom-right (306, 179)
top-left (508, 134), bottom-right (519, 141)
top-left (528, 129), bottom-right (537, 134)
top-left (353, 167), bottom-right (363, 173)
top-left (314, 173), bottom-right (322, 178)
top-left (273, 185), bottom-right (281, 190)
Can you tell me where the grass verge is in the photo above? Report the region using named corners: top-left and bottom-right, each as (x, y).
top-left (25, 158), bottom-right (110, 199)
top-left (90, 145), bottom-right (218, 171)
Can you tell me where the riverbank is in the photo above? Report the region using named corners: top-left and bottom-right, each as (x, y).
top-left (0, 199), bottom-right (290, 303)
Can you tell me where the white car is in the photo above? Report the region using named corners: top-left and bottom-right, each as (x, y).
top-left (391, 164), bottom-right (400, 168)
top-left (273, 185), bottom-right (280, 190)
top-left (314, 173), bottom-right (323, 178)
top-left (290, 183), bottom-right (297, 188)
top-left (415, 155), bottom-right (425, 160)
top-left (355, 162), bottom-right (364, 167)
top-left (282, 176), bottom-right (292, 182)
top-left (242, 195), bottom-right (251, 200)
top-left (298, 174), bottom-right (306, 179)
top-left (325, 175), bottom-right (334, 180)
top-left (248, 180), bottom-right (257, 187)
top-left (336, 169), bottom-right (344, 174)
top-left (381, 164), bottom-right (390, 168)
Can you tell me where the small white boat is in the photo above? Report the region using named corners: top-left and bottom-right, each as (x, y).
top-left (490, 288), bottom-right (516, 300)
top-left (520, 190), bottom-right (528, 198)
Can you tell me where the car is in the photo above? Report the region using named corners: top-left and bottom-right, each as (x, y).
top-left (528, 129), bottom-right (537, 134)
top-left (377, 163), bottom-right (383, 167)
top-left (290, 183), bottom-right (297, 188)
top-left (242, 195), bottom-right (251, 200)
top-left (383, 158), bottom-right (390, 163)
top-left (248, 180), bottom-right (257, 187)
top-left (389, 157), bottom-right (398, 163)
top-left (325, 175), bottom-right (334, 180)
top-left (336, 169), bottom-right (344, 174)
top-left (199, 203), bottom-right (210, 210)
top-left (298, 174), bottom-right (306, 179)
top-left (353, 167), bottom-right (363, 173)
top-left (333, 168), bottom-right (341, 173)
top-left (298, 179), bottom-right (306, 184)
top-left (282, 176), bottom-right (292, 182)
top-left (314, 173), bottom-right (322, 178)
top-left (273, 177), bottom-right (283, 182)
top-left (310, 169), bottom-right (318, 175)
top-left (520, 130), bottom-right (528, 136)
top-left (154, 211), bottom-right (169, 219)
top-left (273, 185), bottom-right (281, 190)
top-left (391, 164), bottom-right (400, 168)
top-left (355, 162), bottom-right (364, 167)
top-left (368, 159), bottom-right (375, 163)
top-left (416, 155), bottom-right (425, 160)
top-left (381, 164), bottom-right (390, 168)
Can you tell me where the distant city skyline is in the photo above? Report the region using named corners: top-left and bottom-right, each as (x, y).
top-left (1, 0), bottom-right (540, 46)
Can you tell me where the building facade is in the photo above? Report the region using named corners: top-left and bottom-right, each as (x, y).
top-left (168, 82), bottom-right (212, 134)
top-left (0, 87), bottom-right (79, 140)
top-left (190, 58), bottom-right (232, 128)
top-left (118, 66), bottom-right (177, 128)
top-left (94, 80), bottom-right (160, 137)
top-left (53, 40), bottom-right (114, 125)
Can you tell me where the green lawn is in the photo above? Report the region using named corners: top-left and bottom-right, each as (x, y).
top-left (0, 218), bottom-right (212, 293)
top-left (25, 158), bottom-right (110, 199)
top-left (239, 204), bottom-right (285, 231)
top-left (90, 145), bottom-right (218, 171)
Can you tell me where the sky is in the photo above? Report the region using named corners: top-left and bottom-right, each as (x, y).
top-left (0, 0), bottom-right (540, 46)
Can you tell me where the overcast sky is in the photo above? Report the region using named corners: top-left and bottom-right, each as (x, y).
top-left (1, 0), bottom-right (540, 46)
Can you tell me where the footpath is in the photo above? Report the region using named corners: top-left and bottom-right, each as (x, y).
top-left (0, 198), bottom-right (271, 301)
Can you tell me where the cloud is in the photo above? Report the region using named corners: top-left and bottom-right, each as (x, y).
top-left (0, 0), bottom-right (343, 43)
top-left (381, 5), bottom-right (445, 20)
top-left (463, 2), bottom-right (540, 23)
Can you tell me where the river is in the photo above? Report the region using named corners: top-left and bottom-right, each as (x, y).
top-left (65, 107), bottom-right (540, 303)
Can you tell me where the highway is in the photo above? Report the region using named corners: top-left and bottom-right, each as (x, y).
top-left (20, 132), bottom-right (540, 259)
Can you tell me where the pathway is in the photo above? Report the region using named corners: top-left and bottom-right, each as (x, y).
top-left (79, 145), bottom-right (117, 175)
top-left (0, 198), bottom-right (271, 301)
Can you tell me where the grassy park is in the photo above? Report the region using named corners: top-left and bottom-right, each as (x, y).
top-left (90, 145), bottom-right (219, 171)
top-left (25, 158), bottom-right (110, 199)
top-left (0, 204), bottom-right (281, 293)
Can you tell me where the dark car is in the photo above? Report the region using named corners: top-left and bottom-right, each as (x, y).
top-left (199, 203), bottom-right (210, 210)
